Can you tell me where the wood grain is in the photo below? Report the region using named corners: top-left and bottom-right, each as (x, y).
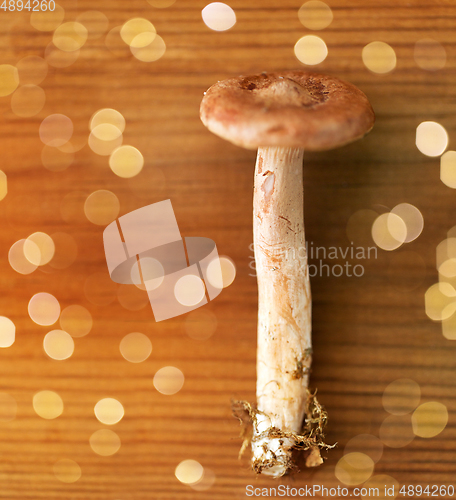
top-left (0, 0), bottom-right (455, 498)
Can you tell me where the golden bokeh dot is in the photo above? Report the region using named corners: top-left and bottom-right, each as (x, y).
top-left (174, 275), bottom-right (206, 306)
top-left (425, 282), bottom-right (456, 321)
top-left (379, 414), bottom-right (415, 448)
top-left (84, 190), bottom-right (120, 225)
top-left (344, 434), bottom-right (383, 464)
top-left (147, 0), bottom-right (176, 6)
top-left (298, 1), bottom-right (333, 30)
top-left (185, 309), bottom-right (217, 341)
top-left (416, 121), bottom-right (448, 157)
top-left (40, 114), bottom-right (73, 147)
top-left (294, 35), bottom-right (328, 65)
top-left (362, 41), bottom-right (396, 74)
top-left (119, 332), bottom-right (152, 363)
top-left (334, 452), bottom-right (374, 486)
top-left (94, 398), bottom-right (124, 425)
top-left (49, 232), bottom-right (78, 269)
top-left (89, 429), bottom-right (121, 456)
top-left (0, 316), bottom-right (15, 348)
top-left (28, 292), bottom-right (60, 326)
top-left (414, 38), bottom-right (446, 71)
top-left (41, 145), bottom-right (74, 172)
top-left (84, 272), bottom-right (118, 306)
top-left (90, 108), bottom-right (126, 133)
top-left (0, 170), bottom-right (6, 201)
top-left (372, 213), bottom-right (407, 251)
top-left (0, 65), bottom-right (19, 97)
top-left (16, 56), bottom-right (48, 85)
top-left (109, 145), bottom-right (144, 178)
top-left (382, 378), bottom-right (421, 415)
top-left (24, 232), bottom-right (55, 266)
top-left (154, 366), bottom-right (185, 395)
top-left (88, 125), bottom-right (124, 156)
top-left (175, 459), bottom-right (204, 485)
top-left (120, 18), bottom-right (156, 47)
top-left (0, 393), bottom-right (17, 422)
top-left (190, 468), bottom-right (216, 491)
top-left (131, 35), bottom-right (166, 62)
top-left (59, 305), bottom-right (92, 338)
top-left (53, 22), bottom-right (88, 52)
top-left (117, 284), bottom-right (149, 311)
top-left (53, 459), bottom-right (81, 483)
top-left (362, 475), bottom-right (400, 500)
top-left (202, 2), bottom-right (236, 31)
top-left (43, 330), bottom-right (74, 360)
top-left (412, 402), bottom-right (448, 438)
top-left (31, 3), bottom-right (65, 31)
top-left (440, 151), bottom-right (456, 189)
top-left (33, 390), bottom-right (64, 419)
top-left (45, 42), bottom-right (80, 68)
top-left (9, 239), bottom-right (38, 275)
top-left (209, 256), bottom-right (236, 288)
top-left (76, 11), bottom-right (109, 40)
top-left (390, 203), bottom-right (424, 243)
top-left (11, 84), bottom-right (45, 117)
top-left (442, 310), bottom-right (456, 340)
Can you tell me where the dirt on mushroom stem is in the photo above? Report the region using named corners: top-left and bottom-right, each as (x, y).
top-left (236, 146), bottom-right (330, 477)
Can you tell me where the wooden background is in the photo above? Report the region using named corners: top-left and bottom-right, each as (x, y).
top-left (0, 0), bottom-right (455, 498)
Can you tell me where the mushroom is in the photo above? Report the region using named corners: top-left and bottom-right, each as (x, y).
top-left (200, 71), bottom-right (374, 477)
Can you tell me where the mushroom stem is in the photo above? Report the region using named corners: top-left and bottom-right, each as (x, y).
top-left (252, 146), bottom-right (313, 477)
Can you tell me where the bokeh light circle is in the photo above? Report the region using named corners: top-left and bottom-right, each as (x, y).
top-left (28, 292), bottom-right (60, 326)
top-left (94, 398), bottom-right (124, 425)
top-left (90, 429), bottom-right (121, 456)
top-left (119, 332), bottom-right (152, 363)
top-left (109, 145), bottom-right (144, 178)
top-left (154, 366), bottom-right (184, 395)
top-left (362, 41), bottom-right (396, 74)
top-left (412, 402), bottom-right (448, 438)
top-left (43, 330), bottom-right (74, 360)
top-left (0, 317), bottom-right (15, 348)
top-left (39, 114), bottom-right (73, 147)
top-left (174, 275), bottom-right (206, 306)
top-left (202, 3), bottom-right (236, 31)
top-left (294, 35), bottom-right (328, 65)
top-left (175, 459), bottom-right (204, 485)
top-left (53, 459), bottom-right (81, 483)
top-left (0, 65), bottom-right (19, 97)
top-left (59, 305), bottom-right (92, 338)
top-left (84, 190), bottom-right (120, 225)
top-left (33, 390), bottom-right (64, 419)
top-left (416, 121), bottom-right (448, 157)
top-left (298, 1), bottom-right (333, 30)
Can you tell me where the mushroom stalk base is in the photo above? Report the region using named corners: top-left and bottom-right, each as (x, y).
top-left (252, 147), bottom-right (315, 477)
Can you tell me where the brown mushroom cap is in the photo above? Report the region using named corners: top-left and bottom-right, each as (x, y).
top-left (200, 70), bottom-right (375, 151)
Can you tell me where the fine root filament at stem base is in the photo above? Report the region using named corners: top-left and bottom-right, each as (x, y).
top-left (232, 391), bottom-right (335, 478)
